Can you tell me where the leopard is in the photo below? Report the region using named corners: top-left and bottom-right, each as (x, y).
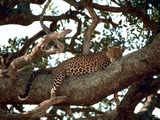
top-left (18, 46), bottom-right (125, 101)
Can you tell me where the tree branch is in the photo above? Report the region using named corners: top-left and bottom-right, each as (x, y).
top-left (91, 3), bottom-right (159, 33)
top-left (17, 30), bottom-right (46, 56)
top-left (155, 93), bottom-right (160, 109)
top-left (69, 17), bottom-right (82, 53)
top-left (0, 96), bottom-right (66, 120)
top-left (1, 0), bottom-right (159, 33)
top-left (63, 0), bottom-right (160, 33)
top-left (116, 78), bottom-right (160, 119)
top-left (99, 18), bottom-right (119, 29)
top-left (0, 33), bottom-right (160, 106)
top-left (40, 0), bottom-right (52, 34)
top-left (0, 33), bottom-right (160, 120)
top-left (20, 96), bottom-right (66, 119)
top-left (0, 0), bottom-right (45, 7)
top-left (138, 94), bottom-right (156, 119)
top-left (82, 1), bottom-right (99, 54)
top-left (2, 29), bottom-right (71, 78)
top-left (0, 30), bottom-right (45, 75)
top-left (0, 7), bottom-right (81, 25)
top-left (79, 78), bottom-right (160, 120)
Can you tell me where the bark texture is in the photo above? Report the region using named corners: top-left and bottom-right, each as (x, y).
top-left (0, 33), bottom-right (160, 106)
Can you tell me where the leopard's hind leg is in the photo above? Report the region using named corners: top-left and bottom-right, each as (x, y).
top-left (50, 73), bottom-right (65, 98)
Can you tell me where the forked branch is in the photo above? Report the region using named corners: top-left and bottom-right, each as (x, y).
top-left (4, 29), bottom-right (71, 79)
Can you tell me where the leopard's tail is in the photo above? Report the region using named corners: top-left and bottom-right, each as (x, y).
top-left (18, 69), bottom-right (53, 101)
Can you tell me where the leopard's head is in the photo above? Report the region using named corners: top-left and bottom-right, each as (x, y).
top-left (105, 46), bottom-right (125, 62)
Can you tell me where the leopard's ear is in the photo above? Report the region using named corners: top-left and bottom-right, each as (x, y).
top-left (121, 47), bottom-right (125, 52)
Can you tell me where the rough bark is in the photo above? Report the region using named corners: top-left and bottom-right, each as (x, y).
top-left (0, 33), bottom-right (160, 106)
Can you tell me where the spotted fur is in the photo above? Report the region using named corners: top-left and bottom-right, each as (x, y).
top-left (18, 46), bottom-right (125, 100)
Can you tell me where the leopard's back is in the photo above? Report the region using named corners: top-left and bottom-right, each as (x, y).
top-left (59, 51), bottom-right (111, 76)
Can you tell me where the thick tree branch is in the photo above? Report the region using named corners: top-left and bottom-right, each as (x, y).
top-left (80, 78), bottom-right (160, 120)
top-left (1, 0), bottom-right (159, 33)
top-left (0, 0), bottom-right (45, 7)
top-left (0, 33), bottom-right (160, 106)
top-left (0, 8), bottom-right (81, 25)
top-left (116, 79), bottom-right (160, 119)
top-left (0, 33), bottom-right (160, 120)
